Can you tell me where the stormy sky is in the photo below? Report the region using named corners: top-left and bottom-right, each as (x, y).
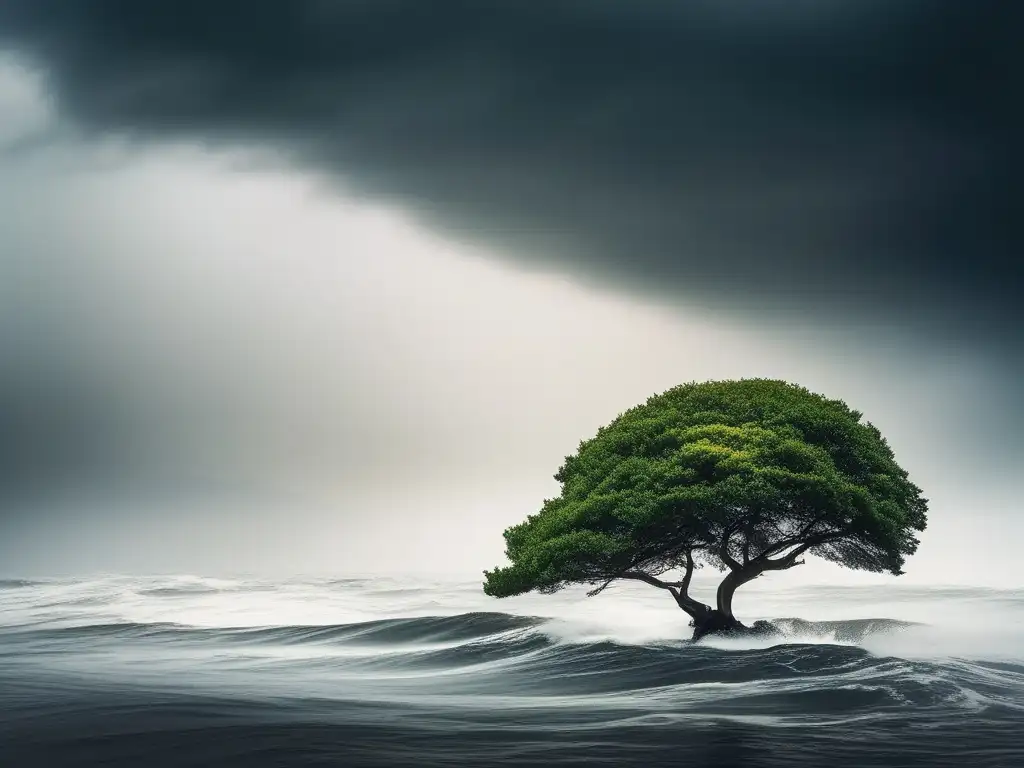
top-left (0, 1), bottom-right (1020, 584)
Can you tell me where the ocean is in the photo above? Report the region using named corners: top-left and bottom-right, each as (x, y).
top-left (1, 574), bottom-right (1021, 767)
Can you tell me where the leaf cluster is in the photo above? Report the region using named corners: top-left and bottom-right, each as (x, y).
top-left (484, 379), bottom-right (927, 597)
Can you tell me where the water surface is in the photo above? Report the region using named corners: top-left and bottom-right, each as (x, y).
top-left (1, 575), bottom-right (1021, 767)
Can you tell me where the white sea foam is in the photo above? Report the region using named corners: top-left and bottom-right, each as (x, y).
top-left (2, 574), bottom-right (1022, 665)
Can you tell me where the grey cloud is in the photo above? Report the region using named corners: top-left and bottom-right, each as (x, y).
top-left (1, 0), bottom-right (1023, 574)
top-left (0, 0), bottom-right (1018, 352)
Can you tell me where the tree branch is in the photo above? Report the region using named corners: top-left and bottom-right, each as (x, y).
top-left (758, 555), bottom-right (806, 572)
top-left (617, 571), bottom-right (682, 590)
top-left (584, 560), bottom-right (711, 621)
top-left (673, 591), bottom-right (711, 620)
top-left (756, 537), bottom-right (832, 571)
top-left (718, 526), bottom-right (743, 571)
top-left (742, 520), bottom-right (752, 566)
top-left (586, 543), bottom-right (700, 598)
top-left (586, 580), bottom-right (614, 597)
top-left (759, 516), bottom-right (829, 559)
top-left (680, 548), bottom-right (695, 596)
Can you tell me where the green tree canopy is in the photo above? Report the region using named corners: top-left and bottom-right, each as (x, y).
top-left (483, 379), bottom-right (928, 639)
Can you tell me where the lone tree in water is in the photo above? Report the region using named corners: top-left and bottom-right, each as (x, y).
top-left (483, 379), bottom-right (928, 641)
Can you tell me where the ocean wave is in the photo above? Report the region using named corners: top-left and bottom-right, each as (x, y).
top-left (767, 617), bottom-right (918, 643)
top-left (136, 584), bottom-right (278, 597)
top-left (6, 608), bottom-right (1018, 699)
top-left (4, 611), bottom-right (1020, 715)
top-left (0, 579), bottom-right (43, 589)
top-left (2, 578), bottom-right (1023, 767)
top-left (0, 611), bottom-right (918, 648)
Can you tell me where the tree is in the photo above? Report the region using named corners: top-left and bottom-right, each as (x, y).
top-left (483, 379), bottom-right (928, 640)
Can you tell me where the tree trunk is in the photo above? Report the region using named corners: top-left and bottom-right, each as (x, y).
top-left (690, 609), bottom-right (741, 641)
top-left (690, 566), bottom-right (762, 642)
top-left (716, 566), bottom-right (759, 620)
top-left (671, 590), bottom-right (710, 621)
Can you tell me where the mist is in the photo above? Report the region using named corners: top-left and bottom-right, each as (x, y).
top-left (0, 133), bottom-right (1018, 583)
top-left (0, 4), bottom-right (1021, 586)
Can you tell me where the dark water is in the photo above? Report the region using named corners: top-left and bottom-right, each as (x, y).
top-left (1, 576), bottom-right (1022, 767)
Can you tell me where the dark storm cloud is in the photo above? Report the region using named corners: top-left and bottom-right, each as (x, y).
top-left (0, 0), bottom-right (1018, 347)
